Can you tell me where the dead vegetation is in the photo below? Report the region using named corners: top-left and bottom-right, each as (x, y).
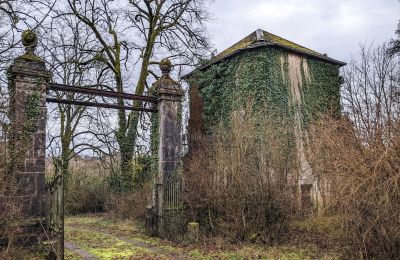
top-left (183, 43), bottom-right (400, 259)
top-left (308, 43), bottom-right (400, 259)
top-left (0, 104), bottom-right (46, 258)
top-left (309, 116), bottom-right (400, 258)
top-left (184, 104), bottom-right (295, 243)
top-left (44, 156), bottom-right (153, 219)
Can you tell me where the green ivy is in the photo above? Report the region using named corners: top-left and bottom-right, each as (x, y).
top-left (6, 67), bottom-right (15, 99)
top-left (189, 47), bottom-right (341, 176)
top-left (6, 72), bottom-right (44, 189)
top-left (194, 47), bottom-right (340, 132)
top-left (23, 91), bottom-right (41, 133)
top-left (149, 86), bottom-right (160, 184)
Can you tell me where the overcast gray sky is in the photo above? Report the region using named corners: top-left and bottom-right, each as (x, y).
top-left (206, 0), bottom-right (399, 62)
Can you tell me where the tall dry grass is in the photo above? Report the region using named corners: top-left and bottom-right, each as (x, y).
top-left (309, 116), bottom-right (400, 258)
top-left (184, 105), bottom-right (295, 243)
top-left (45, 155), bottom-right (153, 219)
top-left (46, 157), bottom-right (109, 214)
top-left (313, 43), bottom-right (400, 259)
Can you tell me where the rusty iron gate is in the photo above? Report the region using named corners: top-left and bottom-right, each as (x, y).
top-left (45, 82), bottom-right (159, 258)
top-left (3, 30), bottom-right (185, 259)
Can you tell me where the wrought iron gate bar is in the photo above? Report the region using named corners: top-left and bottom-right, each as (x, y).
top-left (46, 98), bottom-right (158, 113)
top-left (48, 83), bottom-right (158, 103)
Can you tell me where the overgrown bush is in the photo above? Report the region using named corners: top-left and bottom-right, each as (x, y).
top-left (64, 172), bottom-right (108, 215)
top-left (107, 155), bottom-right (154, 194)
top-left (311, 43), bottom-right (400, 259)
top-left (184, 105), bottom-right (294, 243)
top-left (48, 158), bottom-right (109, 214)
top-left (52, 155), bottom-right (154, 218)
top-left (106, 156), bottom-right (154, 219)
top-left (106, 182), bottom-right (152, 219)
top-left (309, 116), bottom-right (400, 259)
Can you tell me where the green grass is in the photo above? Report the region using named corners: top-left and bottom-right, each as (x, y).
top-left (187, 245), bottom-right (333, 260)
top-left (66, 214), bottom-right (182, 254)
top-left (290, 215), bottom-right (344, 238)
top-left (65, 226), bottom-right (163, 259)
top-left (65, 248), bottom-right (82, 260)
top-left (64, 214), bottom-right (342, 259)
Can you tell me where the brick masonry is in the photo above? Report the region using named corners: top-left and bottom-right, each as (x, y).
top-left (4, 40), bottom-right (52, 247)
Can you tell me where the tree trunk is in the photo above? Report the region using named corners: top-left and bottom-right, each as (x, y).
top-left (115, 33), bottom-right (157, 192)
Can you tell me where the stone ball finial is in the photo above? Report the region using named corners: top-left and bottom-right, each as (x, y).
top-left (160, 58), bottom-right (172, 75)
top-left (21, 30), bottom-right (38, 54)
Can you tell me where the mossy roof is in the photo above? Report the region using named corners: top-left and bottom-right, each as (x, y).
top-left (184, 29), bottom-right (346, 78)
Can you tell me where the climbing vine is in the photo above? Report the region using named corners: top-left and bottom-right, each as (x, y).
top-left (194, 47), bottom-right (341, 132)
top-left (6, 67), bottom-right (15, 101)
top-left (23, 90), bottom-right (41, 133)
top-left (6, 73), bottom-right (43, 177)
top-left (149, 86), bottom-right (160, 182)
top-left (190, 47), bottom-right (341, 183)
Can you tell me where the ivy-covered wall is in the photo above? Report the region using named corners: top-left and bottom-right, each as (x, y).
top-left (190, 46), bottom-right (341, 134)
top-left (187, 46), bottom-right (342, 212)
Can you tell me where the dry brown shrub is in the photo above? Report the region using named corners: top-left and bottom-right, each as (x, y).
top-left (184, 105), bottom-right (295, 243)
top-left (308, 43), bottom-right (400, 258)
top-left (309, 116), bottom-right (400, 259)
top-left (106, 182), bottom-right (152, 220)
top-left (45, 157), bottom-right (110, 215)
top-left (0, 108), bottom-right (15, 250)
top-left (46, 154), bottom-right (154, 219)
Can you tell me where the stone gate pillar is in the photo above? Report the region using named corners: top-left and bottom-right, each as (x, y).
top-left (153, 59), bottom-right (184, 238)
top-left (6, 30), bottom-right (50, 245)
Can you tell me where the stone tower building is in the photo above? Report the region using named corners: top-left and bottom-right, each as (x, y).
top-left (183, 29), bottom-right (346, 213)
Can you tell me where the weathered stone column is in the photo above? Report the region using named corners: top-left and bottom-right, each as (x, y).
top-left (6, 30), bottom-right (51, 245)
top-left (153, 59), bottom-right (184, 238)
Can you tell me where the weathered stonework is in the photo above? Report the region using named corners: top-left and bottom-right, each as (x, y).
top-left (151, 59), bottom-right (184, 239)
top-left (4, 31), bottom-right (51, 246)
top-left (184, 30), bottom-right (345, 216)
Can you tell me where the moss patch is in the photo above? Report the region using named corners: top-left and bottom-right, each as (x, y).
top-left (204, 29), bottom-right (336, 69)
top-left (64, 248), bottom-right (82, 260)
top-left (16, 53), bottom-right (43, 62)
top-left (289, 215), bottom-right (345, 241)
top-left (65, 226), bottom-right (161, 259)
top-left (65, 214), bottom-right (184, 257)
top-left (65, 214), bottom-right (343, 259)
top-left (188, 244), bottom-right (336, 260)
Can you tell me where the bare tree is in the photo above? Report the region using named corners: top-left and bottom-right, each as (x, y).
top-left (64, 0), bottom-right (211, 191)
top-left (42, 15), bottom-right (118, 179)
top-left (341, 43), bottom-right (400, 146)
top-left (0, 0), bottom-right (55, 61)
top-left (388, 21), bottom-right (400, 56)
top-left (309, 42), bottom-right (400, 258)
top-left (0, 0), bottom-right (55, 131)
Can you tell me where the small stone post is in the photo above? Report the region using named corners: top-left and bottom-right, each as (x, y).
top-left (6, 30), bottom-right (51, 245)
top-left (153, 59), bottom-right (184, 238)
top-left (187, 222), bottom-right (199, 243)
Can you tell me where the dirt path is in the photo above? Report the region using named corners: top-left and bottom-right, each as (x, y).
top-left (64, 241), bottom-right (97, 259)
top-left (64, 214), bottom-right (339, 259)
top-left (67, 226), bottom-right (189, 259)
